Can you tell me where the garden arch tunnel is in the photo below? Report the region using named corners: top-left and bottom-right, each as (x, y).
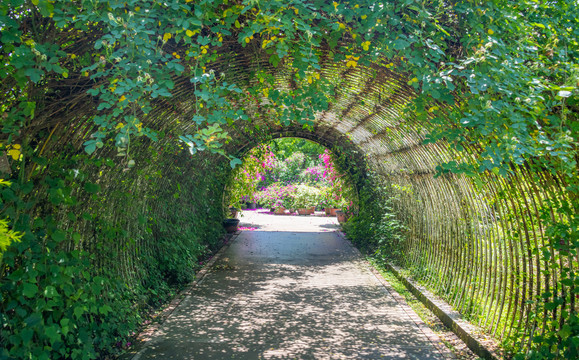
top-left (1, 2), bottom-right (576, 358)
top-left (13, 54), bottom-right (571, 351)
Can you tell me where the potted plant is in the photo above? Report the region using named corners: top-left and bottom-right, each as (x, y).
top-left (318, 187), bottom-right (332, 215)
top-left (328, 194), bottom-right (340, 216)
top-left (335, 210), bottom-right (347, 224)
top-left (291, 185), bottom-right (320, 215)
top-left (273, 199), bottom-right (285, 215)
top-left (222, 218), bottom-right (240, 233)
top-left (229, 206), bottom-right (240, 218)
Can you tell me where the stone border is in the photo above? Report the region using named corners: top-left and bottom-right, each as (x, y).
top-left (386, 263), bottom-right (501, 360)
top-left (119, 231), bottom-right (241, 359)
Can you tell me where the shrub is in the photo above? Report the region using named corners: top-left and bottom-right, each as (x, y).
top-left (299, 165), bottom-right (326, 185)
top-left (1, 235), bottom-right (140, 360)
top-left (342, 182), bottom-right (404, 261)
top-left (290, 185), bottom-right (321, 209)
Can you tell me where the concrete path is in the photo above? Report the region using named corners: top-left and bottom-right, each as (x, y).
top-left (132, 210), bottom-right (449, 359)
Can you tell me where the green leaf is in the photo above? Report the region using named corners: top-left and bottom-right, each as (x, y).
top-left (99, 304), bottom-right (112, 315)
top-left (559, 324), bottom-right (572, 340)
top-left (24, 313), bottom-right (42, 326)
top-left (73, 306), bottom-right (85, 319)
top-left (230, 158), bottom-right (243, 168)
top-left (67, 212), bottom-right (77, 221)
top-left (23, 282), bottom-right (38, 298)
top-left (393, 39), bottom-right (410, 50)
top-left (51, 229), bottom-right (66, 243)
top-left (44, 285), bottom-right (58, 298)
top-left (561, 278), bottom-right (573, 286)
top-left (269, 54), bottom-right (280, 67)
top-left (83, 182), bottom-right (100, 194)
top-left (24, 68), bottom-right (43, 83)
top-left (21, 101), bottom-right (36, 118)
top-left (45, 324), bottom-right (61, 345)
top-left (20, 328), bottom-right (34, 344)
top-left (83, 140), bottom-right (97, 155)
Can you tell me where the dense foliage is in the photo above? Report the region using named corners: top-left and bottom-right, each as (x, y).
top-left (0, 148), bottom-right (228, 359)
top-left (0, 0), bottom-right (577, 358)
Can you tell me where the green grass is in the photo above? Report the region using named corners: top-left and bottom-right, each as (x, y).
top-left (367, 257), bottom-right (481, 360)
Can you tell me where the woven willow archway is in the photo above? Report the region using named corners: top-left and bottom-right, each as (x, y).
top-left (1, 3), bottom-right (576, 358)
top-left (22, 42), bottom-right (569, 346)
top-left (12, 41), bottom-right (572, 345)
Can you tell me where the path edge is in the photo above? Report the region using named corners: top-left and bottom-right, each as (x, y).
top-left (386, 263), bottom-right (501, 360)
top-left (336, 230), bottom-right (501, 360)
top-left (119, 231), bottom-right (242, 360)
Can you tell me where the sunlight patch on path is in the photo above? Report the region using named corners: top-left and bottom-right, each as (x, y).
top-left (238, 209), bottom-right (341, 233)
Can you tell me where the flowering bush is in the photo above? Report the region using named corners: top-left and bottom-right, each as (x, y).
top-left (261, 151), bottom-right (311, 185)
top-left (228, 140), bottom-right (354, 216)
top-left (273, 199), bottom-right (285, 209)
top-left (318, 186), bottom-right (333, 209)
top-left (226, 145), bottom-right (275, 209)
top-left (319, 149), bottom-right (352, 209)
top-left (319, 149), bottom-right (338, 183)
top-left (253, 183), bottom-right (296, 209)
top-left (299, 165), bottom-right (326, 185)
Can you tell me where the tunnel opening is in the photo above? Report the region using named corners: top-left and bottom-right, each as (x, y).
top-left (224, 137), bottom-right (358, 219)
top-left (221, 136), bottom-right (361, 237)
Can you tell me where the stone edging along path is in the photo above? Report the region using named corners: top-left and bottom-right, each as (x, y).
top-left (385, 264), bottom-right (502, 360)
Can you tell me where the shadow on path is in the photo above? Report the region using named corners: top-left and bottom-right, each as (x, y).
top-left (132, 215), bottom-right (447, 359)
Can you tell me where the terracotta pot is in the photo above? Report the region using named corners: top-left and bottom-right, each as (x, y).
top-left (329, 208), bottom-right (340, 217)
top-left (274, 207), bottom-right (285, 215)
top-left (336, 210), bottom-right (347, 224)
top-left (308, 206), bottom-right (315, 214)
top-left (324, 208), bottom-right (331, 215)
top-left (297, 208), bottom-right (310, 215)
top-left (222, 218), bottom-right (240, 233)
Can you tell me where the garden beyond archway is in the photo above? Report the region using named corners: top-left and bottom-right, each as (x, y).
top-left (0, 1), bottom-right (577, 359)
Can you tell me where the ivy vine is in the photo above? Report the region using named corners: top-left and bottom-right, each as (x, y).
top-left (0, 0), bottom-right (577, 358)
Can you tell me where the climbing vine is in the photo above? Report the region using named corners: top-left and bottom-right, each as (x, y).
top-left (0, 0), bottom-right (577, 358)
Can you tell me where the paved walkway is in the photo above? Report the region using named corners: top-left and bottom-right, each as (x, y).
top-left (132, 210), bottom-right (449, 359)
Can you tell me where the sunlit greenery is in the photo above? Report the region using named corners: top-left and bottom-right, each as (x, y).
top-left (0, 0), bottom-right (577, 358)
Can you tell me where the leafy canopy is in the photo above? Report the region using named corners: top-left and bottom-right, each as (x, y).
top-left (0, 0), bottom-right (578, 358)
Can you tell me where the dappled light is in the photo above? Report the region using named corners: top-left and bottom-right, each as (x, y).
top-left (133, 225), bottom-right (447, 359)
top-left (0, 0), bottom-right (577, 359)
